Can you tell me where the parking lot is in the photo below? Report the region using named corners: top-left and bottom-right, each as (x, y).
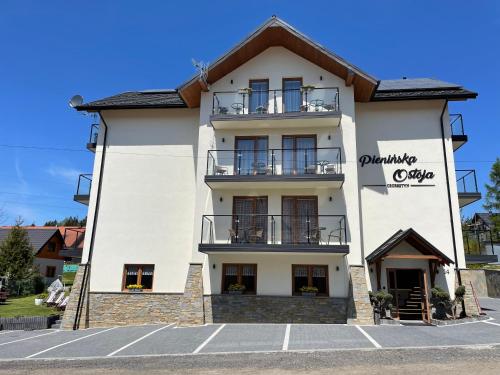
top-left (0, 298), bottom-right (499, 361)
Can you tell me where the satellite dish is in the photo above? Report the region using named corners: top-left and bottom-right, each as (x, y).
top-left (69, 95), bottom-right (84, 108)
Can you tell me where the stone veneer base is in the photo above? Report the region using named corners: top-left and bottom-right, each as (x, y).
top-left (86, 292), bottom-right (182, 327)
top-left (204, 295), bottom-right (348, 324)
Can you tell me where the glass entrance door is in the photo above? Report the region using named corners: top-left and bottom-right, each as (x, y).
top-left (232, 197), bottom-right (268, 243)
top-left (282, 135), bottom-right (317, 175)
top-left (234, 137), bottom-right (268, 175)
top-left (282, 196), bottom-right (318, 244)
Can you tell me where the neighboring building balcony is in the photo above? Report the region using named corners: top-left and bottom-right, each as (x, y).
top-left (450, 114), bottom-right (468, 151)
top-left (210, 87), bottom-right (341, 129)
top-left (463, 229), bottom-right (499, 264)
top-left (73, 174), bottom-right (92, 205)
top-left (86, 124), bottom-right (99, 152)
top-left (199, 214), bottom-right (349, 254)
top-left (205, 147), bottom-right (344, 189)
top-left (456, 169), bottom-right (481, 208)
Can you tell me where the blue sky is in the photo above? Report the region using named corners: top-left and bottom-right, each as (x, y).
top-left (0, 0), bottom-right (499, 225)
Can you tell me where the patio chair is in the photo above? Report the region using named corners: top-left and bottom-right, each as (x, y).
top-left (215, 165), bottom-right (228, 175)
top-left (327, 229), bottom-right (342, 245)
top-left (305, 165), bottom-right (317, 174)
top-left (247, 228), bottom-right (264, 243)
top-left (44, 290), bottom-right (58, 305)
top-left (325, 163), bottom-right (338, 174)
top-left (57, 296), bottom-right (69, 310)
top-left (217, 106), bottom-right (228, 115)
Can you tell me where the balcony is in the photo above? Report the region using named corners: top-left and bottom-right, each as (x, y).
top-left (199, 214), bottom-right (349, 254)
top-left (456, 169), bottom-right (481, 208)
top-left (59, 227), bottom-right (85, 261)
top-left (463, 229), bottom-right (499, 264)
top-left (86, 124), bottom-right (99, 152)
top-left (205, 147), bottom-right (343, 189)
top-left (73, 174), bottom-right (92, 205)
top-left (450, 114), bottom-right (468, 151)
top-left (210, 87), bottom-right (341, 129)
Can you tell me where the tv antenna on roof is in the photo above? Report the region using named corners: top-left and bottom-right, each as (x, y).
top-left (191, 58), bottom-right (209, 86)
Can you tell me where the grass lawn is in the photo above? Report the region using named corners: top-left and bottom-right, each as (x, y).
top-left (63, 271), bottom-right (77, 287)
top-left (0, 295), bottom-right (58, 318)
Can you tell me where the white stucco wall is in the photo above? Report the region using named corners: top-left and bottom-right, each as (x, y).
top-left (34, 257), bottom-right (64, 284)
top-left (84, 109), bottom-right (199, 293)
top-left (356, 100), bottom-right (465, 294)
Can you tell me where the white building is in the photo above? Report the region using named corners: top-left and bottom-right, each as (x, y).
top-left (63, 17), bottom-right (481, 329)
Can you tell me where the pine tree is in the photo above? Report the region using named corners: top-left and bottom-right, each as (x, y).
top-left (483, 158), bottom-right (500, 231)
top-left (0, 219), bottom-right (35, 288)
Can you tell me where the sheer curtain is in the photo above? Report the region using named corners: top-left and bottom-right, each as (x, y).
top-left (249, 81), bottom-right (269, 113)
top-left (283, 79), bottom-right (302, 112)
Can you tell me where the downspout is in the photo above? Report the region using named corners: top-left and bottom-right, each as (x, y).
top-left (73, 111), bottom-right (109, 329)
top-left (439, 100), bottom-right (462, 285)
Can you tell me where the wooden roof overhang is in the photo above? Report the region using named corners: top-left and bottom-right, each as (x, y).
top-left (178, 17), bottom-right (378, 107)
top-left (366, 228), bottom-right (454, 266)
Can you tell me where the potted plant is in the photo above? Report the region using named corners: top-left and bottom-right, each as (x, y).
top-left (35, 293), bottom-right (47, 306)
top-left (369, 290), bottom-right (393, 324)
top-left (300, 286), bottom-right (318, 297)
top-left (452, 285), bottom-right (466, 319)
top-left (228, 283), bottom-right (246, 295)
top-left (127, 284), bottom-right (144, 293)
top-left (300, 84), bottom-right (315, 92)
top-left (430, 287), bottom-right (451, 320)
top-left (238, 87), bottom-right (252, 95)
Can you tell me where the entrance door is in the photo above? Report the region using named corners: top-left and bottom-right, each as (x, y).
top-left (232, 197), bottom-right (268, 244)
top-left (234, 137), bottom-right (268, 175)
top-left (282, 135), bottom-right (317, 175)
top-left (282, 196), bottom-right (318, 244)
top-left (387, 269), bottom-right (431, 322)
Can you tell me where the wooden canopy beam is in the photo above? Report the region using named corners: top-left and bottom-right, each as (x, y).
top-left (381, 254), bottom-right (440, 260)
top-left (345, 69), bottom-right (355, 87)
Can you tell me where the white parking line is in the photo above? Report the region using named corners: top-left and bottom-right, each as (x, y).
top-left (0, 330), bottom-right (13, 335)
top-left (355, 325), bottom-right (381, 349)
top-left (107, 324), bottom-right (173, 357)
top-left (282, 324), bottom-right (291, 351)
top-left (482, 320), bottom-right (500, 327)
top-left (26, 327), bottom-right (116, 358)
top-left (0, 330), bottom-right (57, 346)
top-left (192, 324), bottom-right (226, 354)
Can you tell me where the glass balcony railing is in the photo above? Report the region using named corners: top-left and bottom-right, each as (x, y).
top-left (207, 147), bottom-right (342, 176)
top-left (211, 87), bottom-right (340, 116)
top-left (200, 214), bottom-right (347, 246)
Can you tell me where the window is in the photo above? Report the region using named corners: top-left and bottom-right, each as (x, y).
top-left (282, 135), bottom-right (317, 175)
top-left (222, 264), bottom-right (257, 294)
top-left (249, 79), bottom-right (269, 113)
top-left (122, 264), bottom-right (155, 291)
top-left (282, 78), bottom-right (303, 112)
top-left (234, 136), bottom-right (268, 175)
top-left (232, 197), bottom-right (268, 244)
top-left (282, 196), bottom-right (318, 244)
top-left (292, 265), bottom-right (328, 296)
top-left (47, 242), bottom-right (56, 252)
top-left (45, 266), bottom-right (56, 278)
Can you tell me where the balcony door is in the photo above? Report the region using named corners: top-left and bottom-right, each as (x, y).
top-left (282, 78), bottom-right (302, 113)
top-left (282, 196), bottom-right (318, 244)
top-left (249, 79), bottom-right (269, 114)
top-left (234, 136), bottom-right (268, 175)
top-left (282, 135), bottom-right (317, 175)
top-left (232, 197), bottom-right (268, 244)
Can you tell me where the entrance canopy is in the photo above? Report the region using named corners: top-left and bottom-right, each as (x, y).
top-left (366, 228), bottom-right (454, 266)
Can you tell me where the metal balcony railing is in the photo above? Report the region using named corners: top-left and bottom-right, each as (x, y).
top-left (201, 214), bottom-right (347, 246)
top-left (212, 87), bottom-right (340, 116)
top-left (450, 114), bottom-right (465, 137)
top-left (456, 169), bottom-right (479, 194)
top-left (75, 174), bottom-right (92, 196)
top-left (207, 147), bottom-right (342, 176)
top-left (462, 229), bottom-right (497, 256)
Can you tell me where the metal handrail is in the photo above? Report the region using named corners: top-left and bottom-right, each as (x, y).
top-left (207, 147), bottom-right (342, 176)
top-left (449, 113), bottom-right (464, 136)
top-left (456, 169), bottom-right (479, 193)
top-left (75, 174), bottom-right (92, 196)
top-left (200, 214), bottom-right (347, 246)
top-left (212, 87), bottom-right (340, 115)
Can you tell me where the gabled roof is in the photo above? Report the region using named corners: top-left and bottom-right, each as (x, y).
top-left (178, 16), bottom-right (378, 106)
top-left (473, 213), bottom-right (498, 228)
top-left (0, 227), bottom-right (63, 255)
top-left (366, 228), bottom-right (454, 265)
top-left (373, 78), bottom-right (477, 101)
top-left (76, 90), bottom-right (186, 111)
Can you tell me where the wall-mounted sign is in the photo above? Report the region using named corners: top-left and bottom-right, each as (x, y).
top-left (359, 153), bottom-right (435, 188)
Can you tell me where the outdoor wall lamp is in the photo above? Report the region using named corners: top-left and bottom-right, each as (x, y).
top-left (329, 196), bottom-right (333, 202)
top-left (213, 264), bottom-right (216, 269)
top-left (336, 266), bottom-right (339, 271)
top-left (222, 137), bottom-right (225, 143)
top-left (320, 75), bottom-right (323, 81)
top-left (328, 134), bottom-right (331, 140)
top-left (219, 197), bottom-right (223, 202)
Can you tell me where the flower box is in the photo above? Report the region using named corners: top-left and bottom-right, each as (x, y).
top-left (301, 292), bottom-right (317, 297)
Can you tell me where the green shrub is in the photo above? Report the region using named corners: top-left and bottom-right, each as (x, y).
top-left (299, 286), bottom-right (319, 293)
top-left (228, 283), bottom-right (246, 292)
